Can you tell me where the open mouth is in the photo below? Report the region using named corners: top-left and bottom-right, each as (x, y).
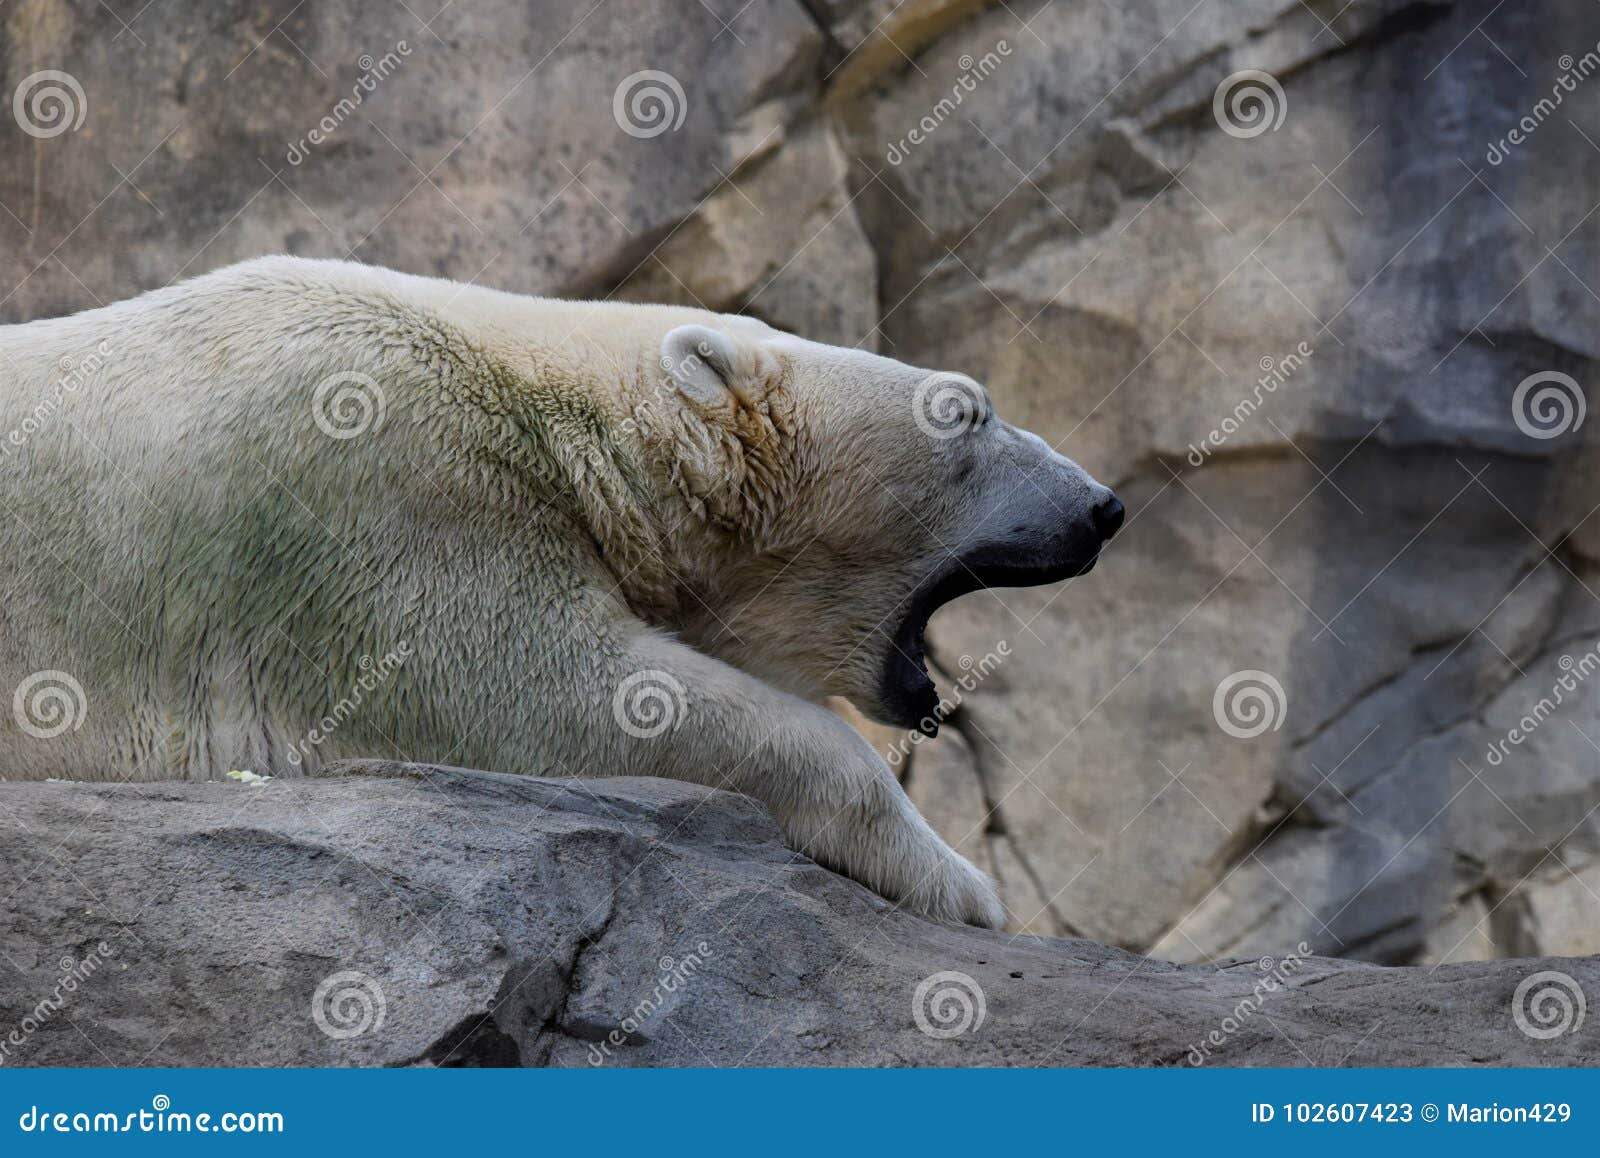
top-left (877, 541), bottom-right (1103, 736)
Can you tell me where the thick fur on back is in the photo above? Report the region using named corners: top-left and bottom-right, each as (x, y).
top-left (0, 257), bottom-right (730, 781)
top-left (0, 258), bottom-right (1115, 927)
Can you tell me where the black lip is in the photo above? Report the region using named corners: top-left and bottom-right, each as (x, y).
top-left (876, 541), bottom-right (1102, 735)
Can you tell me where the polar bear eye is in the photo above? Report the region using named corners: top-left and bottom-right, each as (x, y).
top-left (913, 374), bottom-right (992, 438)
top-left (970, 386), bottom-right (994, 428)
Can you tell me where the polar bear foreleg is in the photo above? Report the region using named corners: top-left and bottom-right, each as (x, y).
top-left (618, 633), bottom-right (1005, 928)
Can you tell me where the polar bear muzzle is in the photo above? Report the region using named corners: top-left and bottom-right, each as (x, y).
top-left (876, 487), bottom-right (1124, 736)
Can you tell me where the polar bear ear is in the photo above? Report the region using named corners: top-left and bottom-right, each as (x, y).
top-left (660, 324), bottom-right (752, 409)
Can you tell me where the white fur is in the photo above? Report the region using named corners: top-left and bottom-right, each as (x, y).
top-left (0, 257), bottom-right (1112, 927)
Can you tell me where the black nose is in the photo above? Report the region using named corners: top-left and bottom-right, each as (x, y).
top-left (1093, 492), bottom-right (1124, 539)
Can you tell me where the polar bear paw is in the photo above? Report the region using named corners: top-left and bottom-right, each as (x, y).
top-left (903, 849), bottom-right (1005, 930)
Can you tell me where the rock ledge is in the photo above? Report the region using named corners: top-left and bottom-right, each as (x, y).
top-left (0, 762), bottom-right (1593, 1067)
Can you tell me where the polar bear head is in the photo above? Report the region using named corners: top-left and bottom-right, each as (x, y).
top-left (646, 321), bottom-right (1122, 735)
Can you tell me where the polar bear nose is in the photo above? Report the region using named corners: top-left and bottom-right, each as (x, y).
top-left (1092, 492), bottom-right (1125, 540)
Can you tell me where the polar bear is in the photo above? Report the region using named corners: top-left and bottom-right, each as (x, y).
top-left (0, 257), bottom-right (1122, 927)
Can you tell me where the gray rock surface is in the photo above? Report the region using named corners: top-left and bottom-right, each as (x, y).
top-left (0, 764), bottom-right (1594, 1067)
top-left (4, 0), bottom-right (1600, 966)
top-left (837, 0), bottom-right (1600, 964)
